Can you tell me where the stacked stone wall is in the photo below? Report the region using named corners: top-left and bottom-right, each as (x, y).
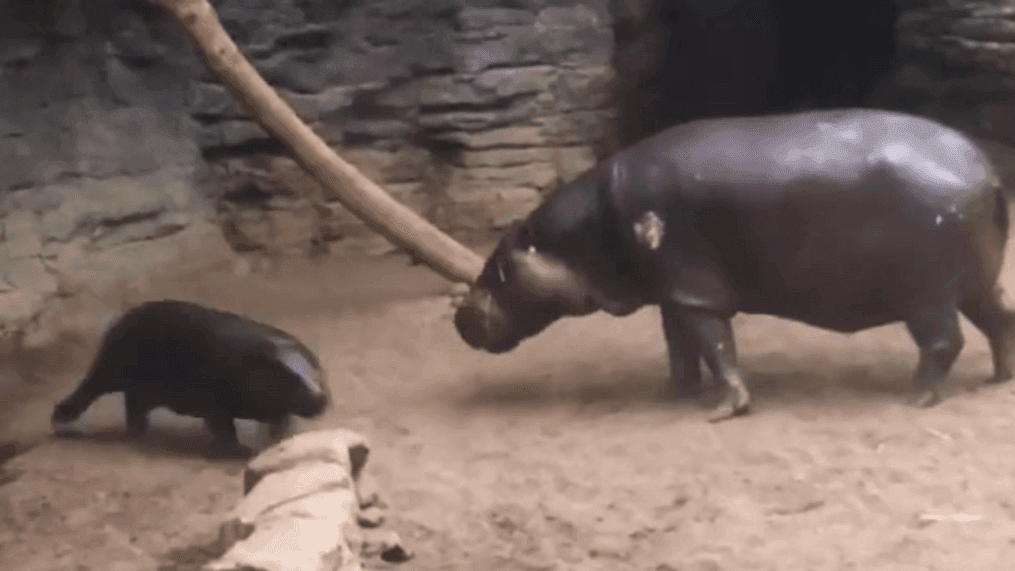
top-left (0, 0), bottom-right (614, 343)
top-left (193, 0), bottom-right (614, 252)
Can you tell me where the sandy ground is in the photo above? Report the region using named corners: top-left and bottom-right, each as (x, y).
top-left (4, 235), bottom-right (1015, 571)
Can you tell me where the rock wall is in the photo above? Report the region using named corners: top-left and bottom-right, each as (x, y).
top-left (0, 0), bottom-right (613, 346)
top-left (895, 1), bottom-right (1015, 137)
top-left (0, 1), bottom-right (234, 347)
top-left (197, 0), bottom-right (614, 253)
top-left (891, 1), bottom-right (1015, 188)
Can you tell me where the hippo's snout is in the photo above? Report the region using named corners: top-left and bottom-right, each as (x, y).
top-left (306, 390), bottom-right (329, 417)
top-left (454, 303), bottom-right (491, 350)
top-left (292, 389), bottom-right (329, 418)
top-left (276, 348), bottom-right (330, 418)
top-left (454, 289), bottom-right (522, 354)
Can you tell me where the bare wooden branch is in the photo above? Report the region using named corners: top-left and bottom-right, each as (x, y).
top-left (158, 0), bottom-right (486, 284)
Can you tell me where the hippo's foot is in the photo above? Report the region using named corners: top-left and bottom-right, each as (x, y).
top-left (908, 389), bottom-right (942, 409)
top-left (706, 383), bottom-right (750, 423)
top-left (200, 417), bottom-right (247, 457)
top-left (50, 418), bottom-right (77, 437)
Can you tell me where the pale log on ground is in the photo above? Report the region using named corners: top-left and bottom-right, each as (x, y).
top-left (209, 429), bottom-right (378, 571)
top-left (158, 0), bottom-right (486, 284)
top-left (243, 427), bottom-right (369, 493)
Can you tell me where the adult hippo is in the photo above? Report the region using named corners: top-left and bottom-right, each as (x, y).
top-left (454, 109), bottom-right (1015, 422)
top-left (52, 300), bottom-right (331, 452)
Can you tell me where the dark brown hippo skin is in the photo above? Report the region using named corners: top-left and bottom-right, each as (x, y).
top-left (52, 300), bottom-right (331, 451)
top-left (454, 108), bottom-right (1015, 422)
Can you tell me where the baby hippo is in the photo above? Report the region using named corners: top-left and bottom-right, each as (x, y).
top-left (52, 300), bottom-right (330, 453)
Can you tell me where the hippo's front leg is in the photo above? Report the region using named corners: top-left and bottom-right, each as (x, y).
top-left (204, 414), bottom-right (243, 455)
top-left (250, 416), bottom-right (292, 450)
top-left (266, 415), bottom-right (292, 442)
top-left (679, 308), bottom-right (751, 422)
top-left (659, 255), bottom-right (746, 419)
top-left (660, 301), bottom-right (704, 398)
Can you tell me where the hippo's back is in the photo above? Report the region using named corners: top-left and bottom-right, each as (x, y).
top-left (655, 109), bottom-right (997, 208)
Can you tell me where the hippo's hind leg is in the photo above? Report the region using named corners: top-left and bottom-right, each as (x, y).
top-left (960, 286), bottom-right (1015, 384)
top-left (904, 301), bottom-right (965, 408)
top-left (660, 302), bottom-right (704, 398)
top-left (52, 378), bottom-right (106, 433)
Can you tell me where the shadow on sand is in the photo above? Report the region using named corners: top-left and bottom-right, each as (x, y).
top-left (0, 440), bottom-right (40, 486)
top-left (50, 427), bottom-right (256, 462)
top-left (444, 352), bottom-right (990, 418)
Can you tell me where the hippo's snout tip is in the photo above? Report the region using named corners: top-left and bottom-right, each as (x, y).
top-left (301, 391), bottom-right (330, 418)
top-left (454, 288), bottom-right (522, 354)
top-left (289, 386), bottom-right (330, 419)
top-left (454, 304), bottom-right (490, 350)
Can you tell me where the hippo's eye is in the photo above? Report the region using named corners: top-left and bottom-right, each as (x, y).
top-left (528, 245), bottom-right (536, 254)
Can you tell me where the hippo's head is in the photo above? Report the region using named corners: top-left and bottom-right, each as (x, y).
top-left (454, 238), bottom-right (600, 354)
top-left (456, 165), bottom-right (653, 352)
top-left (268, 341), bottom-right (331, 418)
top-left (454, 168), bottom-right (649, 353)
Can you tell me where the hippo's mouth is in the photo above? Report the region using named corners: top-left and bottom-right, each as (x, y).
top-left (292, 386), bottom-right (330, 418)
top-left (454, 285), bottom-right (580, 354)
top-left (454, 303), bottom-right (491, 350)
top-left (453, 298), bottom-right (520, 354)
top-left (454, 286), bottom-right (535, 354)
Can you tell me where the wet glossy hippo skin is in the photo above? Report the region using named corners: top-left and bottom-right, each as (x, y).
top-left (52, 300), bottom-right (331, 451)
top-left (455, 108), bottom-right (1015, 422)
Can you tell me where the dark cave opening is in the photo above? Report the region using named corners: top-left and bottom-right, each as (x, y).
top-left (610, 0), bottom-right (907, 146)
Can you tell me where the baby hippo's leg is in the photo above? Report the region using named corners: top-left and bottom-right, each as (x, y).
top-left (51, 377), bottom-right (110, 434)
top-left (204, 414), bottom-right (245, 456)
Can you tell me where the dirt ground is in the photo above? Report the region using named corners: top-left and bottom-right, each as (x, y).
top-left (4, 233), bottom-right (1015, 571)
